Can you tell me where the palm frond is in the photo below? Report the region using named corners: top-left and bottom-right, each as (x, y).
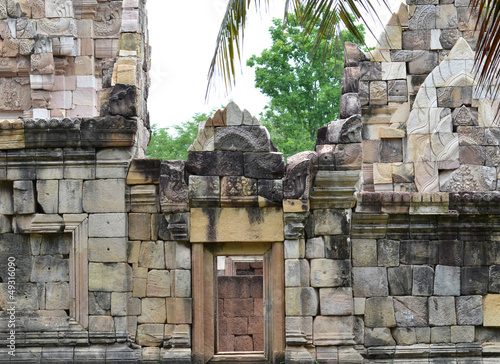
top-left (206, 0), bottom-right (390, 99)
top-left (472, 0), bottom-right (500, 103)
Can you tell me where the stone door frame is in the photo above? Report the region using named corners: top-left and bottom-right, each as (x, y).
top-left (192, 241), bottom-right (284, 364)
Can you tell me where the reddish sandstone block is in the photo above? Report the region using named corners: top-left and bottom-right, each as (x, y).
top-left (226, 317), bottom-right (248, 335)
top-left (218, 276), bottom-right (251, 298)
top-left (254, 298), bottom-right (264, 317)
top-left (250, 276), bottom-right (263, 298)
top-left (253, 333), bottom-right (264, 351)
top-left (248, 316), bottom-right (263, 335)
top-left (219, 335), bottom-right (234, 352)
top-left (224, 298), bottom-right (254, 317)
top-left (234, 335), bottom-right (253, 351)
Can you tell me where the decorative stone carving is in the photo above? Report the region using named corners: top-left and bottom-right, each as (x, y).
top-left (31, 53), bottom-right (55, 74)
top-left (80, 116), bottom-right (137, 147)
top-left (45, 0), bottom-right (74, 18)
top-left (24, 118), bottom-right (81, 148)
top-left (188, 175), bottom-right (220, 207)
top-left (452, 105), bottom-right (478, 126)
top-left (409, 5), bottom-right (436, 30)
top-left (327, 115), bottom-right (362, 144)
top-left (7, 0), bottom-right (23, 18)
top-left (440, 164), bottom-right (497, 191)
top-left (94, 2), bottom-right (122, 38)
top-left (340, 93), bottom-right (361, 119)
top-left (283, 151), bottom-right (318, 200)
top-left (37, 18), bottom-right (77, 37)
top-left (160, 161), bottom-right (188, 213)
top-left (360, 61), bottom-right (382, 80)
top-left (189, 124), bottom-right (214, 152)
top-left (165, 213), bottom-right (190, 242)
top-left (0, 77), bottom-right (31, 110)
top-left (258, 179), bottom-right (283, 206)
top-left (185, 151), bottom-right (244, 176)
top-left (214, 126), bottom-right (271, 152)
top-left (109, 84), bottom-right (137, 117)
top-left (311, 170), bottom-right (361, 209)
top-left (284, 212), bottom-right (310, 239)
top-left (220, 176), bottom-right (257, 206)
top-left (243, 152), bottom-right (285, 179)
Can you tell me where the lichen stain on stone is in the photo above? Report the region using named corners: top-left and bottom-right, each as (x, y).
top-left (202, 207), bottom-right (221, 242)
top-left (247, 208), bottom-right (264, 225)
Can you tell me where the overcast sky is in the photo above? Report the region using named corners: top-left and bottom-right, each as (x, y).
top-left (146, 1), bottom-right (399, 129)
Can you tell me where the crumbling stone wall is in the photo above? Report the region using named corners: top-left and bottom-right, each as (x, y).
top-left (3, 0), bottom-right (500, 363)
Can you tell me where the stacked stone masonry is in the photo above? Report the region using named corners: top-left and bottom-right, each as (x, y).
top-left (2, 0), bottom-right (500, 363)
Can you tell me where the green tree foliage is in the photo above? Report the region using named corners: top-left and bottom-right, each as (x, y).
top-left (247, 14), bottom-right (366, 158)
top-left (146, 113), bottom-right (208, 160)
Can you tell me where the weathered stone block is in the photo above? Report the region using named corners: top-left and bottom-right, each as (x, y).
top-left (370, 81), bottom-right (388, 105)
top-left (461, 266), bottom-right (489, 295)
top-left (286, 316), bottom-right (313, 346)
top-left (185, 151), bottom-right (244, 176)
top-left (243, 152), bottom-right (285, 179)
top-left (88, 238), bottom-right (127, 263)
top-left (438, 240), bottom-right (464, 265)
top-left (313, 209), bottom-right (350, 236)
top-left (456, 295), bottom-right (483, 325)
top-left (402, 29), bottom-right (431, 50)
top-left (360, 62), bottom-right (381, 80)
top-left (13, 180), bottom-right (35, 214)
top-left (324, 235), bottom-right (350, 260)
top-left (364, 328), bottom-right (395, 347)
top-left (400, 240), bottom-right (439, 264)
top-left (434, 265), bottom-right (460, 296)
top-left (188, 175), bottom-right (220, 207)
top-left (440, 29), bottom-right (462, 49)
top-left (58, 179), bottom-right (83, 213)
top-left (190, 207), bottom-right (283, 243)
top-left (139, 298), bottom-right (166, 324)
top-left (285, 287), bottom-right (318, 316)
top-left (436, 4), bottom-right (458, 29)
top-left (136, 324), bottom-right (164, 346)
top-left (139, 241), bottom-right (165, 269)
top-left (365, 297), bottom-right (396, 327)
top-left (408, 50), bottom-right (439, 74)
top-left (352, 239), bottom-right (377, 266)
top-left (313, 316), bottom-right (354, 346)
top-left (89, 263), bottom-right (132, 292)
top-left (257, 179), bottom-right (283, 206)
top-left (165, 241), bottom-right (191, 270)
top-left (311, 259), bottom-right (350, 288)
top-left (394, 296), bottom-right (429, 327)
top-left (83, 179), bottom-right (126, 213)
top-left (89, 213), bottom-right (127, 238)
top-left (429, 296), bottom-right (456, 326)
top-left (340, 93), bottom-right (361, 119)
top-left (31, 255), bottom-right (68, 282)
top-left (430, 326), bottom-right (451, 343)
top-left (377, 239), bottom-right (399, 267)
top-left (320, 287), bottom-right (353, 316)
top-left (128, 213), bottom-right (151, 241)
top-left (126, 159), bottom-right (161, 185)
top-left (451, 325), bottom-right (474, 343)
top-left (388, 80), bottom-right (408, 102)
top-left (490, 265), bottom-right (500, 293)
top-left (388, 265), bottom-right (413, 295)
top-left (341, 67), bottom-right (360, 94)
top-left (393, 327), bottom-right (417, 345)
top-left (147, 270), bottom-right (170, 297)
top-left (45, 281), bottom-right (69, 310)
top-left (36, 180), bottom-right (58, 214)
top-left (166, 298), bottom-right (192, 324)
top-left (352, 267), bottom-right (389, 297)
top-left (285, 259), bottom-right (310, 287)
top-left (172, 270), bottom-right (191, 298)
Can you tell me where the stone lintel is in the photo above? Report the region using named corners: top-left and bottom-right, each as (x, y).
top-left (190, 207), bottom-right (284, 243)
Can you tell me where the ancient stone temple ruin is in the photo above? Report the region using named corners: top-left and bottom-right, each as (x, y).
top-left (2, 0), bottom-right (500, 363)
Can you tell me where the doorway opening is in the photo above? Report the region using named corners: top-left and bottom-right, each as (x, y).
top-left (216, 256), bottom-right (264, 353)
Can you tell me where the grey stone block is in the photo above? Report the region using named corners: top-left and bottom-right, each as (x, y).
top-left (83, 179), bottom-right (126, 213)
top-left (416, 327), bottom-right (431, 343)
top-left (393, 327), bottom-right (417, 345)
top-left (429, 296), bottom-right (456, 326)
top-left (365, 297), bottom-right (396, 328)
top-left (353, 267), bottom-right (389, 297)
top-left (285, 259), bottom-right (310, 287)
top-left (490, 265), bottom-right (500, 293)
top-left (352, 239), bottom-right (377, 266)
top-left (409, 5), bottom-right (436, 30)
top-left (36, 180), bottom-right (58, 213)
top-left (434, 265), bottom-right (460, 296)
top-left (365, 328), bottom-right (395, 347)
top-left (388, 265), bottom-right (413, 295)
top-left (455, 295), bottom-right (483, 325)
top-left (378, 239), bottom-right (400, 267)
top-left (243, 152), bottom-right (285, 179)
top-left (408, 50), bottom-right (439, 74)
top-left (324, 235), bottom-right (350, 259)
top-left (431, 326), bottom-right (451, 343)
top-left (285, 287), bottom-right (318, 316)
top-left (451, 325), bottom-right (474, 343)
top-left (89, 213), bottom-right (127, 238)
top-left (13, 180), bottom-right (35, 214)
top-left (394, 296), bottom-right (429, 327)
top-left (401, 240), bottom-right (439, 265)
top-left (461, 266), bottom-right (488, 295)
top-left (305, 237), bottom-right (325, 259)
top-left (58, 179), bottom-right (83, 213)
top-left (31, 255), bottom-right (69, 282)
top-left (311, 259), bottom-right (350, 287)
top-left (319, 287), bottom-right (353, 316)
